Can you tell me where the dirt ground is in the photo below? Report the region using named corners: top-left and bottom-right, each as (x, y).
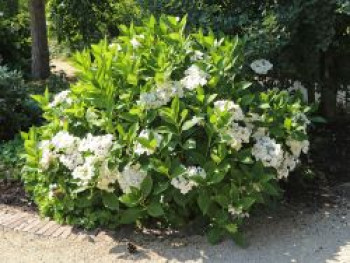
top-left (0, 187), bottom-right (350, 263)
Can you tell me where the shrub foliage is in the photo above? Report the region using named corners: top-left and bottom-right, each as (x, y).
top-left (0, 66), bottom-right (41, 140)
top-left (22, 16), bottom-right (311, 243)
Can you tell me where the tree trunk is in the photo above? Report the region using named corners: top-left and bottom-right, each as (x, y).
top-left (320, 51), bottom-right (337, 121)
top-left (29, 0), bottom-right (50, 79)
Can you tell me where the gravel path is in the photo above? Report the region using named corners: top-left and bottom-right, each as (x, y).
top-left (0, 193), bottom-right (350, 263)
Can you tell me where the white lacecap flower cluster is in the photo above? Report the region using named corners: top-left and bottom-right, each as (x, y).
top-left (79, 133), bottom-right (114, 159)
top-left (288, 81), bottom-right (308, 102)
top-left (252, 136), bottom-right (284, 169)
top-left (39, 132), bottom-right (115, 188)
top-left (222, 123), bottom-right (252, 151)
top-left (109, 43), bottom-right (122, 51)
top-left (181, 65), bottom-right (208, 91)
top-left (293, 112), bottom-right (311, 132)
top-left (251, 131), bottom-right (310, 179)
top-left (190, 50), bottom-right (204, 62)
top-left (49, 90), bottom-right (72, 108)
top-left (138, 64), bottom-right (208, 109)
top-left (171, 166), bottom-right (206, 194)
top-left (48, 183), bottom-right (58, 199)
top-left (117, 163), bottom-right (147, 194)
top-left (250, 59), bottom-right (273, 75)
top-left (130, 34), bottom-right (144, 49)
top-left (39, 140), bottom-right (56, 171)
top-left (214, 100), bottom-right (244, 121)
top-left (286, 138), bottom-right (309, 157)
top-left (134, 129), bottom-right (163, 156)
top-left (214, 100), bottom-right (251, 151)
top-left (228, 205), bottom-right (249, 218)
top-left (97, 161), bottom-right (119, 193)
top-left (138, 81), bottom-right (183, 109)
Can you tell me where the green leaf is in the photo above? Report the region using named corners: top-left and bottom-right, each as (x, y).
top-left (263, 182), bottom-right (280, 196)
top-left (236, 148), bottom-right (253, 164)
top-left (198, 192), bottom-right (211, 215)
top-left (153, 182), bottom-right (169, 195)
top-left (207, 227), bottom-right (224, 244)
top-left (75, 196), bottom-right (92, 208)
top-left (284, 118), bottom-right (292, 130)
top-left (225, 223), bottom-right (238, 234)
top-left (240, 197), bottom-right (255, 210)
top-left (141, 176), bottom-right (153, 198)
top-left (259, 103), bottom-right (270, 109)
top-left (147, 202), bottom-right (164, 217)
top-left (119, 208), bottom-right (143, 224)
top-left (183, 139), bottom-right (196, 150)
top-left (171, 96), bottom-right (180, 120)
top-left (119, 192), bottom-right (141, 207)
top-left (127, 73), bottom-right (138, 85)
top-left (182, 117), bottom-right (203, 131)
top-left (102, 192), bottom-right (119, 210)
top-left (119, 112), bottom-right (139, 122)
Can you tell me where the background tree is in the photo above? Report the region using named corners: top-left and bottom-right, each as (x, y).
top-left (29, 0), bottom-right (50, 79)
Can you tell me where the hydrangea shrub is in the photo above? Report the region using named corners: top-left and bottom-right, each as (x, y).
top-left (22, 16), bottom-right (311, 244)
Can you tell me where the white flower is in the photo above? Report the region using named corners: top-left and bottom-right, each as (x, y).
top-left (171, 175), bottom-right (196, 194)
top-left (158, 81), bottom-right (184, 100)
top-left (171, 166), bottom-right (206, 194)
top-left (48, 183), bottom-right (58, 199)
top-left (39, 140), bottom-right (55, 171)
top-left (59, 152), bottom-right (84, 170)
top-left (250, 59), bottom-right (273, 75)
top-left (72, 160), bottom-right (96, 186)
top-left (187, 166), bottom-right (207, 179)
top-left (252, 136), bottom-right (284, 169)
top-left (286, 138), bottom-right (309, 157)
top-left (109, 43), bottom-right (122, 51)
top-left (244, 112), bottom-right (261, 124)
top-left (181, 65), bottom-right (208, 90)
top-left (96, 161), bottom-right (118, 193)
top-left (276, 152), bottom-right (299, 180)
top-left (138, 92), bottom-right (163, 109)
top-left (51, 131), bottom-right (78, 154)
top-left (252, 127), bottom-right (268, 139)
top-left (118, 164), bottom-right (147, 194)
top-left (79, 133), bottom-right (114, 159)
top-left (292, 112), bottom-right (310, 131)
top-left (190, 50), bottom-right (204, 61)
top-left (0, 12), bottom-right (4, 17)
top-left (221, 123), bottom-right (252, 151)
top-left (49, 90), bottom-right (72, 108)
top-left (130, 38), bottom-right (141, 48)
top-left (135, 129), bottom-right (163, 156)
top-left (214, 100), bottom-right (244, 121)
top-left (288, 81), bottom-right (308, 102)
top-left (228, 205), bottom-right (249, 218)
top-left (85, 108), bottom-right (99, 124)
top-left (138, 81), bottom-right (183, 109)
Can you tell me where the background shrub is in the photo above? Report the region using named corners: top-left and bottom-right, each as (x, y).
top-left (0, 66), bottom-right (43, 140)
top-left (48, 0), bottom-right (142, 50)
top-left (0, 1), bottom-right (31, 71)
top-left (0, 137), bottom-right (25, 180)
top-left (22, 16), bottom-right (311, 244)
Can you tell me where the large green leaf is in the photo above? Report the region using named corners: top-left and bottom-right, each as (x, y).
top-left (102, 192), bottom-right (119, 211)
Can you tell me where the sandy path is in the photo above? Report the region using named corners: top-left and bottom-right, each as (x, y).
top-left (0, 197), bottom-right (350, 263)
top-left (51, 58), bottom-right (78, 80)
